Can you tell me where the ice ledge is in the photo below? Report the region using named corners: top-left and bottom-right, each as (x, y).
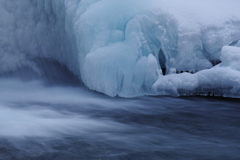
top-left (152, 46), bottom-right (240, 98)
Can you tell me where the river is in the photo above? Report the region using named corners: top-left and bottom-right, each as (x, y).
top-left (0, 79), bottom-right (239, 160)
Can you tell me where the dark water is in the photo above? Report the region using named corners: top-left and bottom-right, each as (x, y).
top-left (0, 80), bottom-right (240, 160)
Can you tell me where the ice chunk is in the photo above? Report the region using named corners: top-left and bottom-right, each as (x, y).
top-left (220, 46), bottom-right (240, 71)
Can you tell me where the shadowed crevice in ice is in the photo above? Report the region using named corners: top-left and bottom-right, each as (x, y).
top-left (158, 49), bottom-right (166, 75)
top-left (0, 58), bottom-right (82, 86)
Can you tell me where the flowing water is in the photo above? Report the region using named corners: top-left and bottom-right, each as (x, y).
top-left (0, 79), bottom-right (239, 160)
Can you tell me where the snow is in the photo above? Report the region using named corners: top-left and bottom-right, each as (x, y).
top-left (1, 0), bottom-right (240, 97)
top-left (220, 46), bottom-right (240, 71)
top-left (153, 47), bottom-right (240, 98)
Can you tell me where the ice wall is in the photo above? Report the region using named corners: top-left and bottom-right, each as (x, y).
top-left (0, 0), bottom-right (79, 75)
top-left (1, 0), bottom-right (240, 97)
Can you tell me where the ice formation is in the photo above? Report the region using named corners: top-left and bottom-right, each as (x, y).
top-left (1, 0), bottom-right (240, 97)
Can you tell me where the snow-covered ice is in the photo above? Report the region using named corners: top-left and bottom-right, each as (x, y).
top-left (1, 0), bottom-right (240, 97)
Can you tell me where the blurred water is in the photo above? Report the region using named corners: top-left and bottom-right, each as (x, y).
top-left (0, 79), bottom-right (239, 160)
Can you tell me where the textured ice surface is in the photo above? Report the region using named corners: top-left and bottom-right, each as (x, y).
top-left (1, 0), bottom-right (240, 97)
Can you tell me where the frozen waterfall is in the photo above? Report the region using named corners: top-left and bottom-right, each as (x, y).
top-left (1, 0), bottom-right (240, 97)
